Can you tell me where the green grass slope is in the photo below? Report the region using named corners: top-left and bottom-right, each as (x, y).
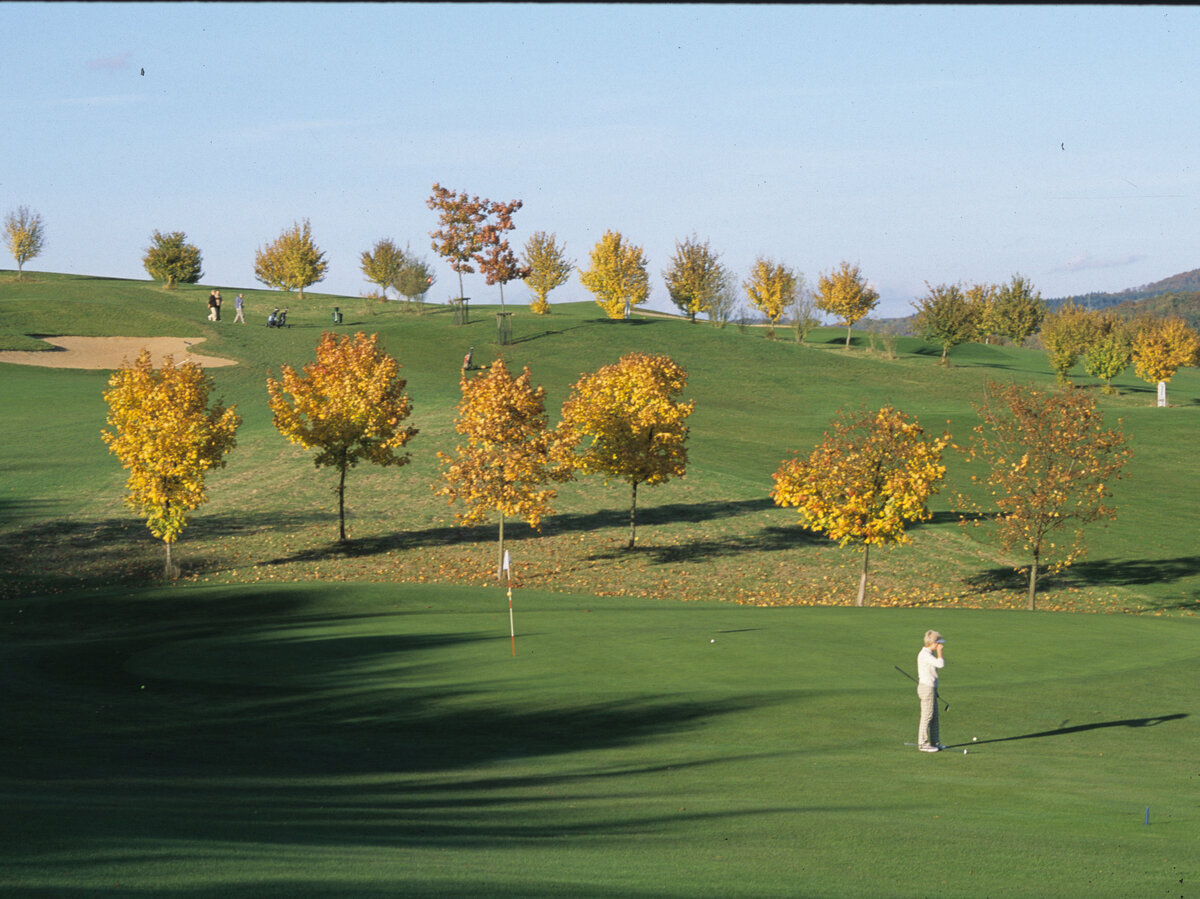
top-left (2, 270), bottom-right (1199, 612)
top-left (1, 582), bottom-right (1196, 896)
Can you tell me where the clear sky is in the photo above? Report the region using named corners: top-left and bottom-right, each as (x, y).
top-left (3, 3), bottom-right (1198, 317)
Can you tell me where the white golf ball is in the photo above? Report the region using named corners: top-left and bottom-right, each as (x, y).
top-left (963, 749), bottom-right (968, 754)
top-left (972, 737), bottom-right (977, 742)
top-left (710, 639), bottom-right (715, 643)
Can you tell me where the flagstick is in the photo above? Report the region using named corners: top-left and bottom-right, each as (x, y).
top-left (504, 550), bottom-right (516, 656)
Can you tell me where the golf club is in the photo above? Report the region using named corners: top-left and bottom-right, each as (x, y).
top-left (894, 664), bottom-right (949, 711)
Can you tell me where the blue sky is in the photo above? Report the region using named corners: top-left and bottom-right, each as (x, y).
top-left (3, 3), bottom-right (1198, 317)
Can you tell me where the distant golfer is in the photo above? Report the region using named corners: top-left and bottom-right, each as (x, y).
top-left (917, 630), bottom-right (946, 752)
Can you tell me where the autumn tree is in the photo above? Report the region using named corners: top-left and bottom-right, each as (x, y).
top-left (771, 406), bottom-right (949, 607)
top-left (560, 353), bottom-right (693, 547)
top-left (101, 350), bottom-right (240, 577)
top-left (913, 282), bottom-right (980, 364)
top-left (965, 282), bottom-right (999, 343)
top-left (1131, 315), bottom-right (1200, 406)
top-left (267, 331), bottom-right (417, 542)
top-left (816, 261), bottom-right (880, 348)
top-left (743, 257), bottom-right (798, 338)
top-left (957, 382), bottom-right (1131, 610)
top-left (360, 238), bottom-right (408, 299)
top-left (522, 231), bottom-right (573, 314)
top-left (142, 230), bottom-right (203, 289)
top-left (436, 359), bottom-right (572, 576)
top-left (1082, 313), bottom-right (1133, 394)
top-left (392, 250), bottom-right (436, 309)
top-left (663, 234), bottom-right (725, 322)
top-left (578, 230), bottom-right (649, 320)
top-left (427, 183), bottom-right (488, 301)
top-left (4, 205), bottom-right (46, 279)
top-left (477, 198), bottom-right (529, 312)
top-left (707, 267), bottom-right (740, 329)
top-left (254, 218), bottom-right (329, 300)
top-left (1038, 300), bottom-right (1096, 384)
top-left (992, 274), bottom-right (1045, 344)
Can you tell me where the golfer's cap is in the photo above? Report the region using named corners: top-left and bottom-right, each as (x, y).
top-left (936, 638), bottom-right (946, 644)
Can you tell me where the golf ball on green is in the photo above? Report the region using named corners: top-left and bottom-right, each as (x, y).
top-left (963, 749), bottom-right (968, 754)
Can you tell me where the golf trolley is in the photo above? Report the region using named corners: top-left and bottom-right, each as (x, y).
top-left (267, 308), bottom-right (289, 328)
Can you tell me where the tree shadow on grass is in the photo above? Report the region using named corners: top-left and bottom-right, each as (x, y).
top-left (965, 555), bottom-right (1200, 594)
top-left (264, 497), bottom-right (780, 565)
top-left (587, 525), bottom-right (824, 564)
top-left (950, 714), bottom-right (1188, 748)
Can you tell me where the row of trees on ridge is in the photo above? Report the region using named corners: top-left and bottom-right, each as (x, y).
top-left (102, 331), bottom-right (1130, 609)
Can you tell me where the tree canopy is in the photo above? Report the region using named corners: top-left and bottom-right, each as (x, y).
top-left (522, 231), bottom-right (573, 314)
top-left (143, 230), bottom-right (203, 289)
top-left (254, 218), bottom-right (329, 300)
top-left (4, 205), bottom-right (46, 279)
top-left (816, 261), bottom-right (879, 348)
top-left (267, 331), bottom-right (417, 541)
top-left (101, 350), bottom-right (240, 576)
top-left (578, 230), bottom-right (649, 320)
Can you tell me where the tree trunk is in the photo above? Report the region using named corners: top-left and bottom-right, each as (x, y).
top-left (337, 463), bottom-right (347, 542)
top-left (1028, 550), bottom-right (1039, 611)
top-left (164, 539), bottom-right (174, 579)
top-left (499, 280), bottom-right (506, 313)
top-left (845, 325), bottom-right (853, 348)
top-left (628, 480), bottom-right (639, 549)
top-left (857, 544), bottom-right (869, 607)
top-left (497, 514), bottom-right (506, 580)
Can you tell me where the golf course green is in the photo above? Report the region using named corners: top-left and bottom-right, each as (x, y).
top-left (2, 273), bottom-right (1198, 895)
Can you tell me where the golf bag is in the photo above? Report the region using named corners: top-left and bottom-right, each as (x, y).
top-left (267, 308), bottom-right (289, 328)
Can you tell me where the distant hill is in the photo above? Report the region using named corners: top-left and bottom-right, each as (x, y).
top-left (1046, 267), bottom-right (1200, 311)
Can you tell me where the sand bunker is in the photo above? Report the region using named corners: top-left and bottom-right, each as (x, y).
top-left (0, 336), bottom-right (236, 370)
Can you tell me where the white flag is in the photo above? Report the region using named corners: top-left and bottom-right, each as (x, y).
top-left (502, 550), bottom-right (511, 573)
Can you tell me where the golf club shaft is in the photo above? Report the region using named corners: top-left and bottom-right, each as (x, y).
top-left (895, 665), bottom-right (949, 711)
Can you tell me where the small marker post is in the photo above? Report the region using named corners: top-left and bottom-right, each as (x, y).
top-left (1145, 806), bottom-right (1150, 826)
top-left (503, 550), bottom-right (515, 657)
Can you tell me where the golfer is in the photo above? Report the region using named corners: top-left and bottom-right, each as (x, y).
top-left (917, 630), bottom-right (946, 752)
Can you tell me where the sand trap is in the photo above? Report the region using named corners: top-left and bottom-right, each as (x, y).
top-left (0, 336), bottom-right (236, 370)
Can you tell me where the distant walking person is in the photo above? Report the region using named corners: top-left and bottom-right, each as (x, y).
top-left (213, 290), bottom-right (223, 322)
top-left (917, 630), bottom-right (946, 752)
top-left (233, 293), bottom-right (246, 323)
top-left (207, 290), bottom-right (219, 321)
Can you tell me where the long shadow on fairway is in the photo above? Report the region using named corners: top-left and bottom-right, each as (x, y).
top-left (952, 713), bottom-right (1188, 748)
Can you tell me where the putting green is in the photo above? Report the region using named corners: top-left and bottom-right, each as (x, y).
top-left (4, 582), bottom-right (1198, 896)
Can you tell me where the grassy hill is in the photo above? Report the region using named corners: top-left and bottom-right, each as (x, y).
top-left (2, 270), bottom-right (1199, 613)
top-left (3, 271), bottom-right (1199, 895)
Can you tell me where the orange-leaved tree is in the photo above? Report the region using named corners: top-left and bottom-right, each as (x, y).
top-left (744, 256), bottom-right (798, 338)
top-left (427, 183), bottom-right (488, 302)
top-left (771, 405), bottom-right (949, 606)
top-left (816, 261), bottom-right (879, 348)
top-left (1131, 315), bottom-right (1200, 406)
top-left (101, 350), bottom-right (240, 577)
top-left (560, 352), bottom-right (693, 548)
top-left (578, 229), bottom-right (649, 320)
top-left (956, 382), bottom-right (1131, 610)
top-left (436, 359), bottom-right (573, 577)
top-left (267, 331), bottom-right (417, 542)
top-left (477, 198), bottom-right (529, 313)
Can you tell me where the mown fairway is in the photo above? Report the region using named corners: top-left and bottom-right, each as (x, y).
top-left (2, 582), bottom-right (1198, 897)
top-left (1, 273), bottom-right (1199, 896)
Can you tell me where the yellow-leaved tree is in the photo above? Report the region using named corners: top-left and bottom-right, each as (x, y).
top-left (267, 331), bottom-right (417, 541)
top-left (254, 218), bottom-right (329, 300)
top-left (578, 230), bottom-right (649, 320)
top-left (101, 350), bottom-right (240, 577)
top-left (816, 261), bottom-right (880, 348)
top-left (522, 231), bottom-right (573, 314)
top-left (1132, 316), bottom-right (1200, 406)
top-left (436, 359), bottom-right (573, 576)
top-left (560, 353), bottom-right (693, 548)
top-left (771, 406), bottom-right (949, 606)
top-left (744, 257), bottom-right (798, 338)
top-left (3, 205), bottom-right (46, 279)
